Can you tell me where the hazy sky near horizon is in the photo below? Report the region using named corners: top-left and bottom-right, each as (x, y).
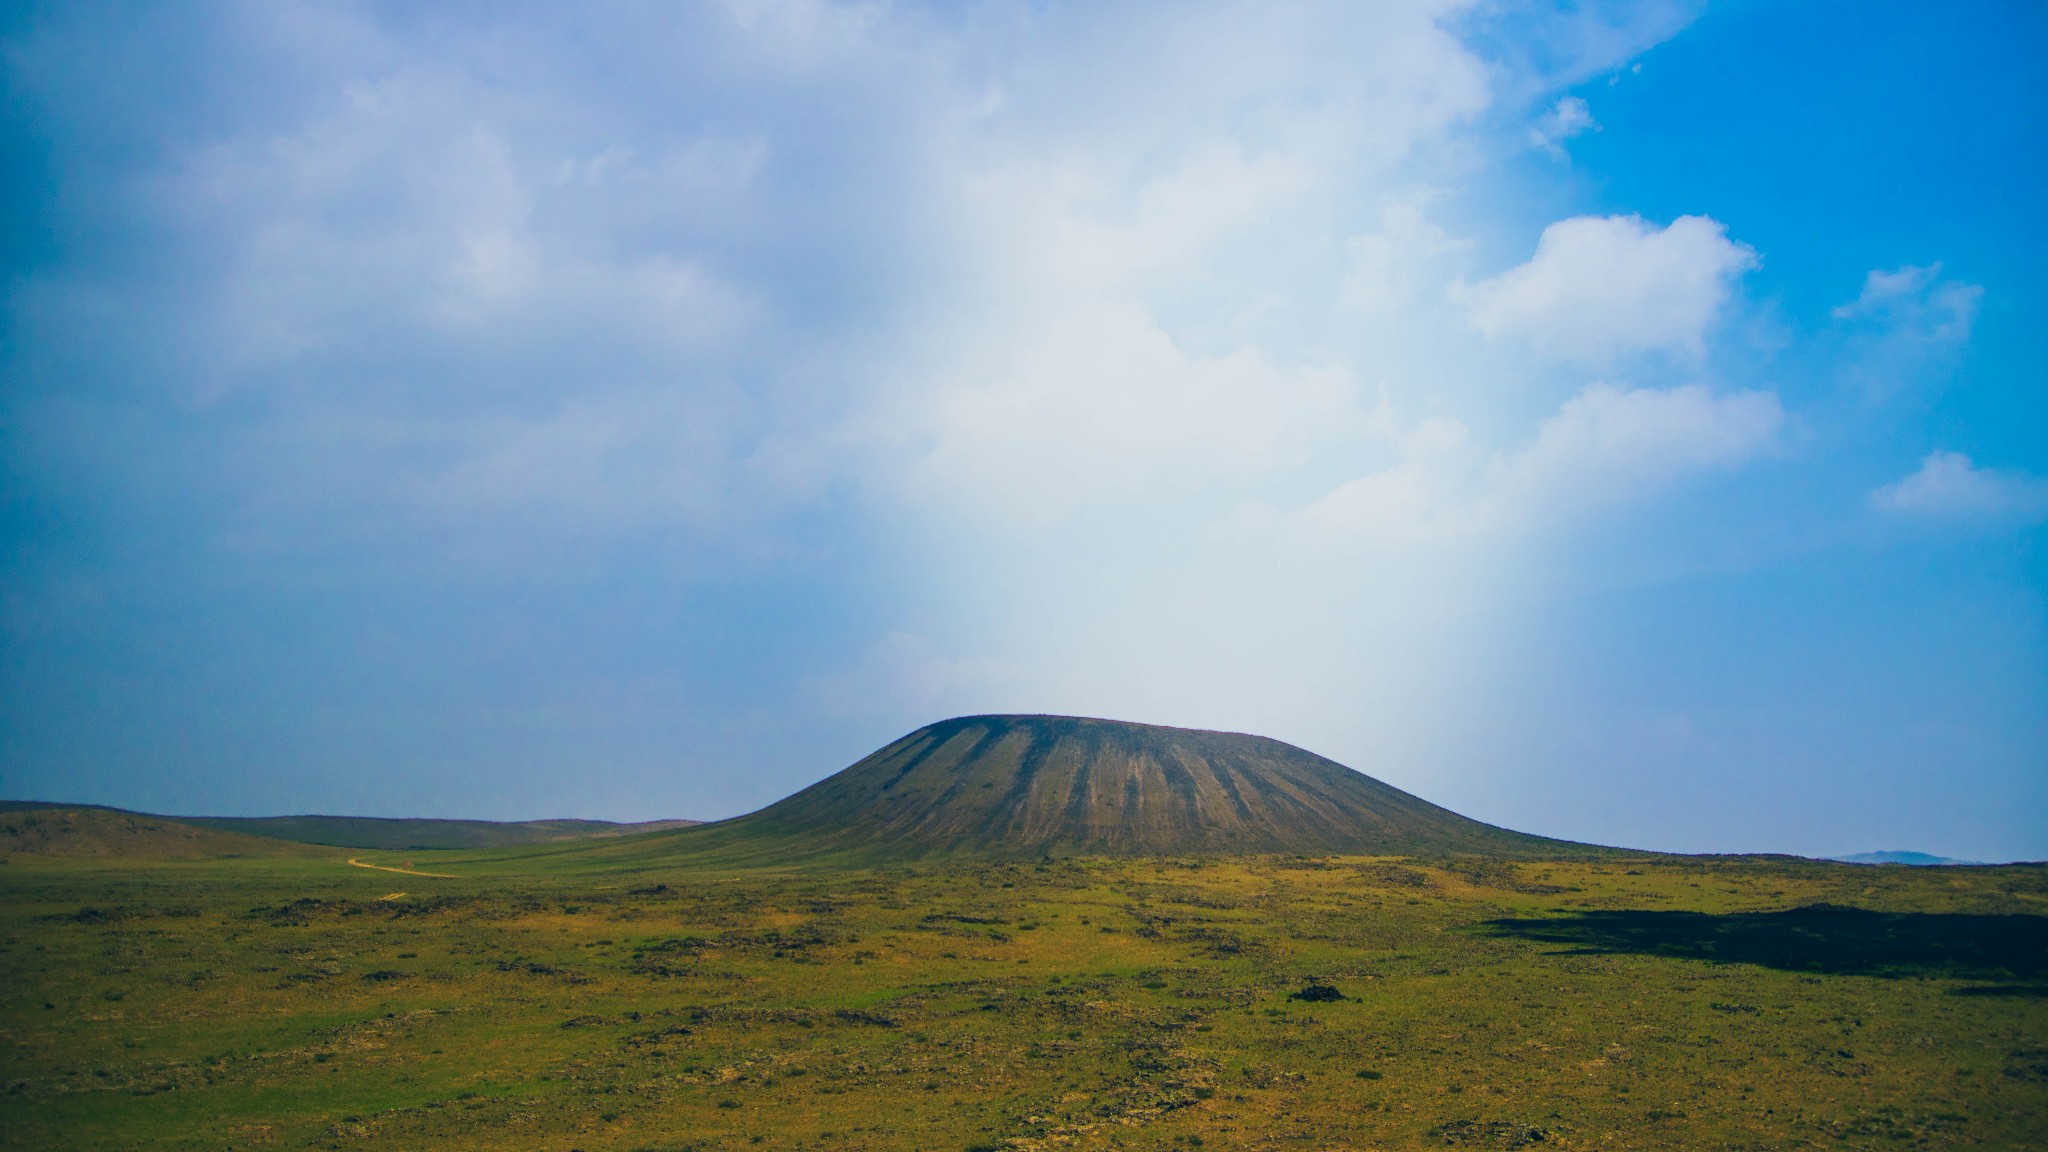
top-left (3, 0), bottom-right (2043, 860)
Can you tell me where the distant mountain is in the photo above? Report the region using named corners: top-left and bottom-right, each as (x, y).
top-left (649, 714), bottom-right (1599, 862)
top-left (0, 801), bottom-right (697, 851)
top-left (0, 807), bottom-right (318, 859)
top-left (1834, 850), bottom-right (1980, 866)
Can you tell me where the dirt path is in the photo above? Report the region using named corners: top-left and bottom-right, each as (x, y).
top-left (346, 857), bottom-right (458, 878)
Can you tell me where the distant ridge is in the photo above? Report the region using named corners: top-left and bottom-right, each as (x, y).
top-left (655, 714), bottom-right (1598, 862)
top-left (174, 814), bottom-right (700, 851)
top-left (0, 801), bottom-right (697, 851)
top-left (1834, 850), bottom-right (1982, 867)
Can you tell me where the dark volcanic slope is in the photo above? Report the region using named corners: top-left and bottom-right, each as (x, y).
top-left (676, 714), bottom-right (1577, 860)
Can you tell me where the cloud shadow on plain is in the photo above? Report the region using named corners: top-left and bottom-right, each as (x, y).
top-left (1481, 904), bottom-right (2048, 984)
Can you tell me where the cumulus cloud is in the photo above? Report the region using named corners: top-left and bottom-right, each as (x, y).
top-left (1341, 199), bottom-right (1472, 313)
top-left (7, 1), bottom-right (951, 561)
top-left (1833, 263), bottom-right (1982, 342)
top-left (1871, 452), bottom-right (2048, 520)
top-left (1501, 383), bottom-right (1783, 511)
top-left (1529, 95), bottom-right (1597, 156)
top-left (7, 0), bottom-right (1716, 563)
top-left (1827, 264), bottom-right (1986, 399)
top-left (1289, 383), bottom-right (1783, 547)
top-left (1459, 214), bottom-right (1759, 362)
top-left (881, 3), bottom-right (1504, 526)
top-left (911, 301), bottom-right (1367, 520)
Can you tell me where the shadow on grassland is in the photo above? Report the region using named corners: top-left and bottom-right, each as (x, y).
top-left (1481, 904), bottom-right (2048, 984)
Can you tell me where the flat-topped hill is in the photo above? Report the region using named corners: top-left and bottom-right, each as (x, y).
top-left (666, 714), bottom-right (1584, 861)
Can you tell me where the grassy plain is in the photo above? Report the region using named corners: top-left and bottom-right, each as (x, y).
top-left (2, 843), bottom-right (2045, 1150)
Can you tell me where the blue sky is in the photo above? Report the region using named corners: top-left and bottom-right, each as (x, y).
top-left (3, 1), bottom-right (2042, 859)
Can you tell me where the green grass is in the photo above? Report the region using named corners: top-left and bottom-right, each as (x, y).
top-left (2, 846), bottom-right (2044, 1150)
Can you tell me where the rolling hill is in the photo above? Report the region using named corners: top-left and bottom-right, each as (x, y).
top-left (0, 801), bottom-right (697, 851)
top-left (171, 814), bottom-right (699, 850)
top-left (0, 807), bottom-right (321, 859)
top-left (649, 714), bottom-right (1591, 862)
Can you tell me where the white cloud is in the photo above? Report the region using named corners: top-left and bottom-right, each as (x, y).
top-left (20, 0), bottom-right (1715, 567)
top-left (912, 300), bottom-right (1367, 521)
top-left (1341, 199), bottom-right (1472, 313)
top-left (809, 632), bottom-right (1022, 721)
top-left (861, 12), bottom-right (1786, 771)
top-left (1500, 382), bottom-right (1783, 513)
top-left (1833, 263), bottom-right (1982, 343)
top-left (884, 4), bottom-right (1511, 526)
top-left (1289, 383), bottom-right (1782, 547)
top-left (1871, 452), bottom-right (2048, 520)
top-left (1826, 264), bottom-right (1985, 400)
top-left (10, 0), bottom-right (1773, 815)
top-left (413, 390), bottom-right (747, 529)
top-left (1288, 416), bottom-right (1482, 546)
top-left (1528, 95), bottom-right (1597, 156)
top-left (1459, 214), bottom-right (1758, 362)
top-left (715, 0), bottom-right (884, 59)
